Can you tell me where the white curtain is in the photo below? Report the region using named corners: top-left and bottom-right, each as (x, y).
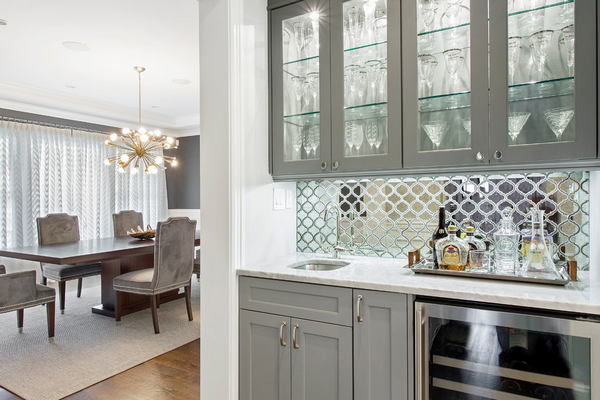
top-left (0, 121), bottom-right (169, 248)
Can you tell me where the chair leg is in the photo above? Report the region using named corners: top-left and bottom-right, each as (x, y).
top-left (196, 274), bottom-right (200, 283)
top-left (46, 301), bottom-right (55, 338)
top-left (17, 309), bottom-right (24, 333)
top-left (185, 285), bottom-right (193, 322)
top-left (58, 281), bottom-right (66, 314)
top-left (77, 278), bottom-right (83, 298)
top-left (42, 276), bottom-right (47, 285)
top-left (115, 291), bottom-right (122, 324)
top-left (156, 294), bottom-right (160, 309)
top-left (150, 295), bottom-right (160, 334)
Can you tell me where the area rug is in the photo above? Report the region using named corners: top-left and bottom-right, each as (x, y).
top-left (0, 282), bottom-right (200, 400)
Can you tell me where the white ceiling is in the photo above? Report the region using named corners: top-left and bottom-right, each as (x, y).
top-left (0, 0), bottom-right (199, 133)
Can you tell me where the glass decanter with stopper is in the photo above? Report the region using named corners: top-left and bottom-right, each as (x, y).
top-left (436, 225), bottom-right (469, 271)
top-left (521, 209), bottom-right (559, 278)
top-left (493, 207), bottom-right (520, 275)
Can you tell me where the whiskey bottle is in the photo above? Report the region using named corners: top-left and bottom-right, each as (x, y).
top-left (432, 206), bottom-right (448, 269)
top-left (436, 225), bottom-right (469, 271)
top-left (465, 226), bottom-right (486, 251)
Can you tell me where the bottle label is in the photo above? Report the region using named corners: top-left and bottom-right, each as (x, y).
top-left (529, 241), bottom-right (544, 264)
top-left (508, 329), bottom-right (528, 350)
top-left (443, 245), bottom-right (460, 266)
top-left (468, 243), bottom-right (477, 251)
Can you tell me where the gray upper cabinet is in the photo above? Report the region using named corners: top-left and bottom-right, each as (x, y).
top-left (291, 318), bottom-right (353, 400)
top-left (353, 289), bottom-right (410, 400)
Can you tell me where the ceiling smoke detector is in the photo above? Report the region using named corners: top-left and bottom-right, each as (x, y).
top-left (0, 20), bottom-right (8, 26)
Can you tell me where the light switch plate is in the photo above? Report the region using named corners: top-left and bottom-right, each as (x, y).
top-left (286, 190), bottom-right (293, 209)
top-left (273, 188), bottom-right (285, 210)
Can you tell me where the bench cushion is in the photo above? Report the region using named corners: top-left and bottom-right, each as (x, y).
top-left (41, 263), bottom-right (101, 281)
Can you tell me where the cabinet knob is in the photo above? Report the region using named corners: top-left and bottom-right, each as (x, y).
top-left (332, 161), bottom-right (339, 170)
top-left (320, 161), bottom-right (327, 170)
top-left (494, 150), bottom-right (503, 160)
top-left (476, 152), bottom-right (485, 161)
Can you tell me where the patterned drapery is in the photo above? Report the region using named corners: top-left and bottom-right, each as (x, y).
top-left (0, 121), bottom-right (169, 248)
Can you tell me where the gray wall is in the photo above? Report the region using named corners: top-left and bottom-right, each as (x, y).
top-left (164, 135), bottom-right (201, 209)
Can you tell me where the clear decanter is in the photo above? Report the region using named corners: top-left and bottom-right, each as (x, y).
top-left (521, 209), bottom-right (559, 278)
top-left (493, 208), bottom-right (520, 275)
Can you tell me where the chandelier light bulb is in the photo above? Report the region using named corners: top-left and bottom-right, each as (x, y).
top-left (120, 154), bottom-right (129, 163)
top-left (130, 167), bottom-right (139, 175)
top-left (140, 134), bottom-right (149, 143)
top-left (122, 128), bottom-right (131, 134)
top-left (156, 156), bottom-right (164, 164)
top-left (138, 127), bottom-right (147, 134)
top-left (172, 159), bottom-right (178, 167)
top-left (104, 159), bottom-right (110, 165)
top-left (117, 166), bottom-right (125, 173)
top-left (166, 137), bottom-right (174, 144)
top-left (148, 165), bottom-right (158, 174)
top-left (155, 130), bottom-right (161, 137)
top-left (110, 133), bottom-right (118, 141)
top-left (104, 140), bottom-right (110, 145)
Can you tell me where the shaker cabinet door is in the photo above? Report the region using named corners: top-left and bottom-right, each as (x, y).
top-left (354, 289), bottom-right (410, 400)
top-left (290, 318), bottom-right (353, 400)
top-left (239, 310), bottom-right (291, 400)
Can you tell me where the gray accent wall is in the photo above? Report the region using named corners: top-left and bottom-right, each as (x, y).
top-left (164, 135), bottom-right (201, 209)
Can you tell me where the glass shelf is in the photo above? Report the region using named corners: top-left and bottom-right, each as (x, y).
top-left (508, 77), bottom-right (574, 103)
top-left (418, 24), bottom-right (470, 56)
top-left (419, 92), bottom-right (471, 112)
top-left (508, 0), bottom-right (573, 18)
top-left (345, 41), bottom-right (386, 53)
top-left (418, 22), bottom-right (470, 37)
top-left (345, 102), bottom-right (388, 121)
top-left (508, 1), bottom-right (574, 37)
top-left (283, 56), bottom-right (319, 77)
top-left (284, 111), bottom-right (320, 127)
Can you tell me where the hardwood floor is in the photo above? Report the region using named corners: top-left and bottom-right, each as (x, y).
top-left (0, 339), bottom-right (200, 400)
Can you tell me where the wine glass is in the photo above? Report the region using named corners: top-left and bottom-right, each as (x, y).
top-left (365, 119), bottom-right (379, 152)
top-left (524, 0), bottom-right (546, 10)
top-left (283, 30), bottom-right (291, 62)
top-left (417, 0), bottom-right (439, 33)
top-left (559, 25), bottom-right (575, 77)
top-left (421, 121), bottom-right (449, 150)
top-left (309, 125), bottom-right (319, 156)
top-left (508, 112), bottom-right (531, 144)
top-left (303, 27), bottom-right (314, 57)
top-left (293, 21), bottom-right (305, 59)
top-left (365, 60), bottom-right (382, 103)
top-left (530, 30), bottom-right (554, 81)
top-left (378, 67), bottom-right (388, 102)
top-left (353, 121), bottom-right (364, 151)
top-left (290, 124), bottom-right (303, 158)
top-left (291, 76), bottom-right (306, 113)
top-left (508, 36), bottom-right (522, 85)
top-left (442, 0), bottom-right (463, 29)
top-left (543, 107), bottom-right (574, 142)
top-left (302, 127), bottom-right (313, 157)
top-left (418, 54), bottom-right (438, 97)
top-left (302, 79), bottom-right (312, 111)
top-left (443, 49), bottom-right (464, 92)
top-left (375, 14), bottom-right (387, 43)
top-left (348, 7), bottom-right (361, 47)
top-left (345, 121), bottom-right (356, 151)
top-left (355, 70), bottom-right (368, 106)
top-left (363, 0), bottom-right (377, 45)
top-left (345, 64), bottom-right (361, 106)
top-left (307, 72), bottom-right (319, 110)
top-left (462, 118), bottom-right (471, 136)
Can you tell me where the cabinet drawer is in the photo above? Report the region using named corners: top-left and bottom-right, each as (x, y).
top-left (239, 277), bottom-right (352, 326)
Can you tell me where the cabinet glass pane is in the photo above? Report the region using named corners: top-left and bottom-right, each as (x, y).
top-left (428, 316), bottom-right (591, 399)
top-left (506, 1), bottom-right (575, 147)
top-left (283, 13), bottom-right (321, 161)
top-left (416, 0), bottom-right (472, 153)
top-left (343, 0), bottom-right (388, 158)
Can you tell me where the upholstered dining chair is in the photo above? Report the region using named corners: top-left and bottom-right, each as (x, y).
top-left (113, 217), bottom-right (197, 334)
top-left (0, 265), bottom-right (56, 338)
top-left (113, 210), bottom-right (144, 237)
top-left (37, 213), bottom-right (102, 314)
top-left (193, 248), bottom-right (200, 282)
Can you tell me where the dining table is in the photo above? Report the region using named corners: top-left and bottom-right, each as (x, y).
top-left (0, 231), bottom-right (201, 318)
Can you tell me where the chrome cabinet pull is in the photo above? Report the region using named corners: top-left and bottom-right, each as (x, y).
top-left (357, 295), bottom-right (363, 323)
top-left (332, 161), bottom-right (339, 170)
top-left (279, 321), bottom-right (287, 347)
top-left (415, 310), bottom-right (426, 400)
top-left (476, 152), bottom-right (485, 161)
top-left (494, 150), bottom-right (503, 160)
top-left (293, 324), bottom-right (299, 349)
top-left (320, 162), bottom-right (327, 170)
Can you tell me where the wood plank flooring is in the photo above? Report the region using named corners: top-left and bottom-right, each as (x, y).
top-left (0, 339), bottom-right (200, 400)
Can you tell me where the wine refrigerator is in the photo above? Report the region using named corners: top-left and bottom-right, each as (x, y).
top-left (415, 301), bottom-right (600, 399)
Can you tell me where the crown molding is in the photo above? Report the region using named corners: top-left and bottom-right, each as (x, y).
top-left (0, 80), bottom-right (200, 132)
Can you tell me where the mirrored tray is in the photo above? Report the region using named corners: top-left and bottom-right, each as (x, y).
top-left (407, 258), bottom-right (570, 286)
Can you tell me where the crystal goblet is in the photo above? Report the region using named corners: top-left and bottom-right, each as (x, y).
top-left (443, 48), bottom-right (464, 92)
top-left (291, 76), bottom-right (306, 113)
top-left (345, 64), bottom-right (361, 106)
top-left (559, 24), bottom-right (575, 77)
top-left (543, 107), bottom-right (574, 142)
top-left (378, 66), bottom-right (387, 102)
top-left (462, 118), bottom-right (471, 136)
top-left (421, 120), bottom-right (449, 150)
top-left (508, 112), bottom-right (531, 144)
top-left (508, 36), bottom-right (522, 85)
top-left (418, 54), bottom-right (437, 97)
top-left (307, 71), bottom-right (319, 110)
top-left (293, 21), bottom-right (305, 59)
top-left (530, 30), bottom-right (554, 81)
top-left (417, 0), bottom-right (439, 33)
top-left (365, 60), bottom-right (382, 103)
top-left (355, 70), bottom-right (368, 105)
top-left (374, 15), bottom-right (387, 42)
top-left (365, 119), bottom-right (379, 152)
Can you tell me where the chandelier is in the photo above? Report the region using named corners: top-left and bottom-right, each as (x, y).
top-left (103, 66), bottom-right (177, 175)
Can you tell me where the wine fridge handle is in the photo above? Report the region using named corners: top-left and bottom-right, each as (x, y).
top-left (293, 324), bottom-right (299, 349)
top-left (357, 295), bottom-right (363, 323)
top-left (279, 321), bottom-right (287, 347)
top-left (415, 310), bottom-right (426, 400)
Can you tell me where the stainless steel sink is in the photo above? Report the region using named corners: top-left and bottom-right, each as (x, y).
top-left (288, 259), bottom-right (350, 271)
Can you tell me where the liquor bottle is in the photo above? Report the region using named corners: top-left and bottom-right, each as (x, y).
top-left (436, 225), bottom-right (469, 271)
top-left (499, 328), bottom-right (531, 372)
top-left (493, 207), bottom-right (520, 275)
top-left (465, 226), bottom-right (486, 250)
top-left (432, 206), bottom-right (448, 269)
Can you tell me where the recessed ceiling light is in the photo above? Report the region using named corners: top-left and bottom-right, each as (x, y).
top-left (65, 85), bottom-right (76, 89)
top-left (151, 105), bottom-right (159, 108)
top-left (172, 79), bottom-right (191, 85)
top-left (62, 41), bottom-right (90, 52)
top-left (0, 20), bottom-right (8, 26)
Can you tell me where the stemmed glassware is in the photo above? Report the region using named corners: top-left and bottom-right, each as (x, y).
top-left (348, 7), bottom-right (362, 48)
top-left (290, 124), bottom-right (303, 157)
top-left (303, 125), bottom-right (319, 157)
top-left (293, 22), bottom-right (305, 59)
top-left (442, 0), bottom-right (464, 29)
top-left (462, 118), bottom-right (471, 137)
top-left (374, 12), bottom-right (387, 43)
top-left (365, 60), bottom-right (382, 103)
top-left (418, 54), bottom-right (438, 97)
top-left (559, 25), bottom-right (575, 77)
top-left (508, 112), bottom-right (531, 145)
top-left (378, 67), bottom-right (387, 102)
top-left (345, 64), bottom-right (361, 106)
top-left (291, 76), bottom-right (306, 113)
top-left (345, 121), bottom-right (356, 150)
top-left (530, 30), bottom-right (554, 81)
top-left (355, 70), bottom-right (368, 106)
top-left (307, 72), bottom-right (319, 111)
top-left (443, 49), bottom-right (464, 92)
top-left (508, 36), bottom-right (522, 85)
top-left (525, 0), bottom-right (546, 10)
top-left (421, 121), bottom-right (449, 150)
top-left (365, 119), bottom-right (382, 153)
top-left (363, 0), bottom-right (377, 45)
top-left (543, 107), bottom-right (574, 142)
top-left (417, 0), bottom-right (439, 33)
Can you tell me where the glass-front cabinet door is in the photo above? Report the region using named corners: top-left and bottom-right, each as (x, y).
top-left (329, 0), bottom-right (401, 172)
top-left (489, 1), bottom-right (597, 163)
top-left (272, 0), bottom-right (331, 175)
top-left (402, 0), bottom-right (490, 168)
top-left (415, 302), bottom-right (599, 399)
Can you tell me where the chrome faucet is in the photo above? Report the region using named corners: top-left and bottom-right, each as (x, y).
top-left (319, 203), bottom-right (356, 259)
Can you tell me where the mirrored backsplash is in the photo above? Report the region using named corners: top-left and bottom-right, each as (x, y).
top-left (297, 172), bottom-right (590, 269)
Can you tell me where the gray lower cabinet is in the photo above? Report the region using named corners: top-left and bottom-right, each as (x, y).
top-left (240, 310), bottom-right (291, 400)
top-left (353, 289), bottom-right (409, 400)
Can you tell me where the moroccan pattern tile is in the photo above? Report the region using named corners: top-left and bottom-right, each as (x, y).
top-left (297, 172), bottom-right (589, 269)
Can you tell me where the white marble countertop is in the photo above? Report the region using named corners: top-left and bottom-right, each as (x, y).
top-left (238, 252), bottom-right (600, 316)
